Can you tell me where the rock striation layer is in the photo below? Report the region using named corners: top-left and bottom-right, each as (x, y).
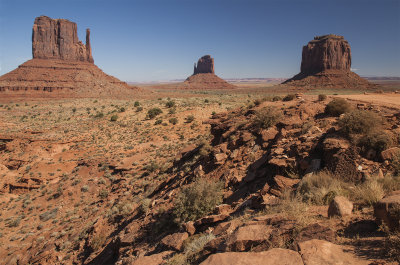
top-left (179, 55), bottom-right (235, 89)
top-left (194, 55), bottom-right (215, 75)
top-left (283, 34), bottom-right (375, 89)
top-left (0, 16), bottom-right (136, 97)
top-left (32, 16), bottom-right (94, 63)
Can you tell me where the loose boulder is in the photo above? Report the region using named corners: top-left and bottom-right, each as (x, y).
top-left (328, 196), bottom-right (353, 218)
top-left (374, 190), bottom-right (400, 230)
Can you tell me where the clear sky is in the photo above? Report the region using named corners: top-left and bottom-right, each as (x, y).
top-left (0, 0), bottom-right (399, 82)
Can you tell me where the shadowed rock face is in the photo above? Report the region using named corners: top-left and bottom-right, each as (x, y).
top-left (32, 16), bottom-right (94, 63)
top-left (300, 35), bottom-right (351, 75)
top-left (193, 55), bottom-right (215, 74)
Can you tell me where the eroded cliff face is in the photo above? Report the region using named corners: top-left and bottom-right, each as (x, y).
top-left (300, 35), bottom-right (351, 75)
top-left (193, 55), bottom-right (215, 75)
top-left (32, 16), bottom-right (94, 63)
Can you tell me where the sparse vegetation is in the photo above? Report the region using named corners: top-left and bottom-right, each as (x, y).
top-left (147, 107), bottom-right (163, 119)
top-left (325, 98), bottom-right (351, 116)
top-left (110, 114), bottom-right (118, 121)
top-left (318, 94), bottom-right (327, 101)
top-left (252, 106), bottom-right (282, 129)
top-left (338, 110), bottom-right (382, 135)
top-left (283, 94), bottom-right (295, 101)
top-left (173, 178), bottom-right (223, 223)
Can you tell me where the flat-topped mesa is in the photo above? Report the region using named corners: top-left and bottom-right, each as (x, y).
top-left (32, 16), bottom-right (94, 63)
top-left (300, 34), bottom-right (351, 75)
top-left (193, 55), bottom-right (215, 75)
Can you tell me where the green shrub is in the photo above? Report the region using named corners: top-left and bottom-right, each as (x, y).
top-left (338, 110), bottom-right (382, 135)
top-left (147, 108), bottom-right (163, 119)
top-left (252, 106), bottom-right (282, 129)
top-left (166, 100), bottom-right (176, 108)
top-left (272, 96), bottom-right (282, 102)
top-left (283, 94), bottom-right (295, 101)
top-left (136, 106), bottom-right (143, 112)
top-left (134, 101), bottom-right (140, 107)
top-left (154, 119), bottom-right (163, 125)
top-left (185, 115), bottom-right (195, 123)
top-left (318, 94), bottom-right (327, 101)
top-left (119, 107), bottom-right (126, 112)
top-left (325, 98), bottom-right (351, 116)
top-left (98, 189), bottom-right (109, 199)
top-left (173, 178), bottom-right (223, 223)
top-left (169, 118), bottom-right (178, 125)
top-left (94, 112), bottom-right (104, 118)
top-left (110, 115), bottom-right (118, 122)
top-left (357, 131), bottom-right (392, 155)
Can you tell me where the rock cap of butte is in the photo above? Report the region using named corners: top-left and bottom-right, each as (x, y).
top-left (32, 15), bottom-right (94, 63)
top-left (193, 55), bottom-right (215, 75)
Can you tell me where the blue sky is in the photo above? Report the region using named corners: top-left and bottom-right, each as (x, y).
top-left (0, 0), bottom-right (399, 82)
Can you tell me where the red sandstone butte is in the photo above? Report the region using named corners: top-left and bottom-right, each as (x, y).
top-left (283, 34), bottom-right (375, 89)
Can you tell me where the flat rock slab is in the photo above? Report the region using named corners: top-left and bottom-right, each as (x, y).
top-left (160, 232), bottom-right (188, 251)
top-left (200, 248), bottom-right (304, 265)
top-left (299, 239), bottom-right (369, 265)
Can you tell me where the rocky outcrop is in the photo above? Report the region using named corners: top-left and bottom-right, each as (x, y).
top-left (32, 16), bottom-right (94, 63)
top-left (200, 248), bottom-right (304, 265)
top-left (374, 190), bottom-right (400, 230)
top-left (300, 35), bottom-right (351, 75)
top-left (283, 35), bottom-right (375, 89)
top-left (194, 55), bottom-right (214, 75)
top-left (299, 239), bottom-right (369, 265)
top-left (328, 196), bottom-right (353, 218)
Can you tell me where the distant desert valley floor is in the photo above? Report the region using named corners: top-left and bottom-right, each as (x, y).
top-left (0, 79), bottom-right (400, 265)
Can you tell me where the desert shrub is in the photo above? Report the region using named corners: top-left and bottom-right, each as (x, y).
top-left (173, 178), bottom-right (223, 223)
top-left (98, 189), bottom-right (109, 199)
top-left (254, 98), bottom-right (263, 106)
top-left (318, 94), bottom-right (327, 101)
top-left (5, 216), bottom-right (21, 227)
top-left (300, 121), bottom-right (314, 134)
top-left (139, 198), bottom-right (152, 215)
top-left (154, 119), bottom-right (163, 125)
top-left (168, 233), bottom-right (215, 265)
top-left (72, 107), bottom-right (77, 113)
top-left (119, 107), bottom-right (126, 112)
top-left (272, 96), bottom-right (282, 102)
top-left (379, 175), bottom-right (400, 193)
top-left (283, 94), bottom-right (295, 101)
top-left (185, 115), bottom-right (195, 123)
top-left (198, 140), bottom-right (212, 158)
top-left (94, 112), bottom-right (104, 118)
top-left (169, 108), bottom-right (176, 114)
top-left (134, 101), bottom-right (140, 107)
top-left (110, 201), bottom-right (134, 219)
top-left (39, 208), bottom-right (58, 221)
top-left (297, 171), bottom-right (350, 205)
top-left (338, 110), bottom-right (382, 135)
top-left (169, 118), bottom-right (178, 125)
top-left (81, 185), bottom-right (89, 192)
top-left (385, 230), bottom-right (400, 262)
top-left (166, 100), bottom-right (176, 108)
top-left (110, 115), bottom-right (118, 122)
top-left (325, 98), bottom-right (351, 116)
top-left (252, 106), bottom-right (282, 129)
top-left (392, 151), bottom-right (400, 175)
top-left (351, 179), bottom-right (385, 206)
top-left (147, 108), bottom-right (163, 119)
top-left (357, 131), bottom-right (392, 155)
top-left (136, 106), bottom-right (143, 112)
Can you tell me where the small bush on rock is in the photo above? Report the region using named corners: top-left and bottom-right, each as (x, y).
top-left (173, 178), bottom-right (223, 223)
top-left (283, 94), bottom-right (295, 101)
top-left (252, 106), bottom-right (282, 129)
top-left (357, 131), bottom-right (392, 155)
top-left (325, 98), bottom-right (351, 116)
top-left (147, 108), bottom-right (163, 119)
top-left (338, 110), bottom-right (382, 135)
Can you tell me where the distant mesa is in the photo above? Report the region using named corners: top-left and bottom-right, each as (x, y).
top-left (283, 34), bottom-right (375, 89)
top-left (179, 55), bottom-right (235, 89)
top-left (0, 15), bottom-right (137, 97)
